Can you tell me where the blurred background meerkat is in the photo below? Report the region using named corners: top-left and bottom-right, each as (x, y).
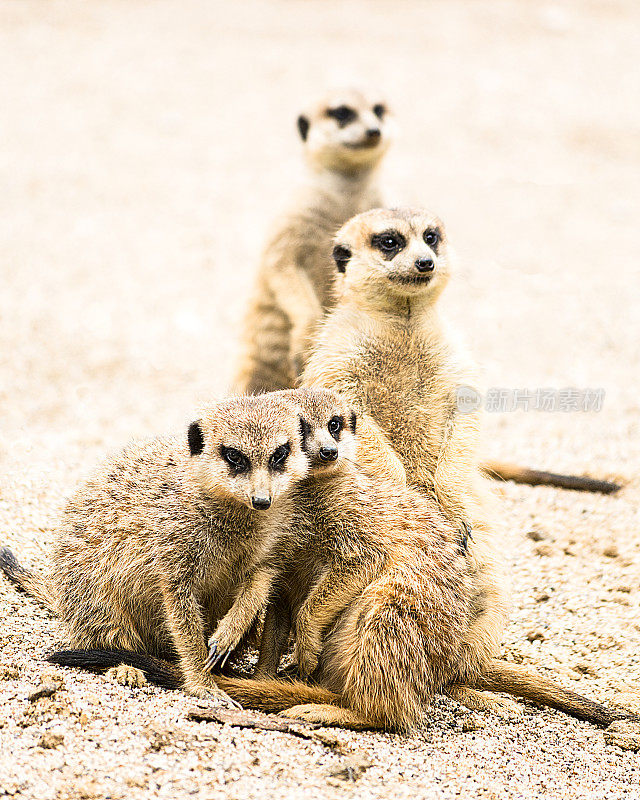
top-left (233, 87), bottom-right (393, 394)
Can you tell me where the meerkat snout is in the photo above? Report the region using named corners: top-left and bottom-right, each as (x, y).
top-left (415, 257), bottom-right (435, 273)
top-left (364, 127), bottom-right (381, 145)
top-left (250, 495), bottom-right (272, 510)
top-left (318, 444), bottom-right (338, 462)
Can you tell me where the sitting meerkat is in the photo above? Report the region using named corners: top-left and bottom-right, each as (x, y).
top-left (0, 394), bottom-right (309, 703)
top-left (233, 87), bottom-right (393, 395)
top-left (43, 388), bottom-right (634, 729)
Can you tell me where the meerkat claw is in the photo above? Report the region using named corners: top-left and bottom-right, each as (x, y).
top-left (206, 643), bottom-right (233, 671)
top-left (209, 687), bottom-right (242, 710)
top-left (205, 643), bottom-right (219, 671)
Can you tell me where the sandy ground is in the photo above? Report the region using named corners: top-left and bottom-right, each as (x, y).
top-left (1, 0), bottom-right (640, 797)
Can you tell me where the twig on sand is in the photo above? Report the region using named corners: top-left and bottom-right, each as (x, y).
top-left (187, 705), bottom-right (330, 744)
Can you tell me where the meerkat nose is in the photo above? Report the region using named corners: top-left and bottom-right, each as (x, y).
top-left (319, 446), bottom-right (338, 462)
top-left (251, 496), bottom-right (272, 510)
top-left (365, 128), bottom-right (381, 143)
top-left (415, 258), bottom-right (435, 273)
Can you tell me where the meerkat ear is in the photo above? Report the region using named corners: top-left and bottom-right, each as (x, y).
top-left (348, 411), bottom-right (357, 433)
top-left (187, 421), bottom-right (205, 456)
top-left (297, 115), bottom-right (310, 142)
top-left (332, 244), bottom-right (351, 273)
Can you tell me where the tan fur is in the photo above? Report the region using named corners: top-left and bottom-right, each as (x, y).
top-left (233, 89), bottom-right (393, 394)
top-left (209, 389), bottom-right (475, 732)
top-left (474, 659), bottom-right (631, 726)
top-left (3, 395), bottom-right (310, 703)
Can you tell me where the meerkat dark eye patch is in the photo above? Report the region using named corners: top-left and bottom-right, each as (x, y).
top-left (187, 421), bottom-right (205, 456)
top-left (327, 105), bottom-right (357, 127)
top-left (300, 417), bottom-right (313, 449)
top-left (328, 415), bottom-right (344, 440)
top-left (373, 104), bottom-right (386, 119)
top-left (349, 411), bottom-right (357, 434)
top-left (221, 446), bottom-right (250, 474)
top-left (269, 442), bottom-right (291, 472)
top-left (332, 244), bottom-right (351, 273)
top-left (299, 417), bottom-right (312, 452)
top-left (371, 230), bottom-right (406, 259)
top-left (297, 115), bottom-right (310, 142)
top-left (423, 228), bottom-right (441, 252)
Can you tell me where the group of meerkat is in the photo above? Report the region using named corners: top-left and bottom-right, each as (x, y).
top-left (1, 88), bottom-right (630, 733)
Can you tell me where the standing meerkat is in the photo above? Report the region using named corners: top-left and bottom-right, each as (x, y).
top-left (231, 91), bottom-right (618, 494)
top-left (233, 88), bottom-right (393, 394)
top-left (299, 208), bottom-right (514, 710)
top-left (0, 394), bottom-right (310, 702)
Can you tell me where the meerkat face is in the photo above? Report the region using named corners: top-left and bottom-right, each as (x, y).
top-left (297, 88), bottom-right (393, 174)
top-left (332, 207), bottom-right (450, 305)
top-left (292, 388), bottom-right (358, 474)
top-left (188, 397), bottom-right (309, 510)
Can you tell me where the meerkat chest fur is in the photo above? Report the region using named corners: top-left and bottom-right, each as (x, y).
top-left (271, 466), bottom-right (395, 614)
top-left (305, 306), bottom-right (468, 484)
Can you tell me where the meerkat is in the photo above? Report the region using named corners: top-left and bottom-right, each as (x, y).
top-left (206, 390), bottom-right (627, 727)
top-left (0, 394), bottom-right (310, 703)
top-left (233, 87), bottom-right (393, 395)
top-left (293, 208), bottom-right (544, 715)
top-left (52, 388), bottom-right (634, 730)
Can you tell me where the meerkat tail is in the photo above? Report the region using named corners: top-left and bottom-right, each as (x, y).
top-left (481, 461), bottom-right (621, 495)
top-left (46, 649), bottom-right (338, 711)
top-left (47, 649), bottom-right (182, 690)
top-left (476, 659), bottom-right (637, 726)
top-left (0, 547), bottom-right (59, 613)
top-left (215, 676), bottom-right (340, 714)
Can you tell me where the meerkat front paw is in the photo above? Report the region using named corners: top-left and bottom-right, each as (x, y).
top-left (206, 618), bottom-right (244, 672)
top-left (184, 677), bottom-right (242, 709)
top-left (106, 663), bottom-right (147, 689)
